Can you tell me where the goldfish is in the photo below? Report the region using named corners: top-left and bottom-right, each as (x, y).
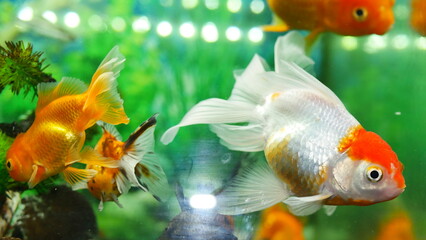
top-left (264, 0), bottom-right (395, 47)
top-left (6, 46), bottom-right (129, 188)
top-left (375, 211), bottom-right (415, 240)
top-left (410, 0), bottom-right (426, 36)
top-left (83, 115), bottom-right (169, 210)
top-left (161, 31), bottom-right (405, 216)
top-left (253, 204), bottom-right (304, 240)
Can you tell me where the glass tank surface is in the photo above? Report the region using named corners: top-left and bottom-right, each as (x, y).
top-left (0, 0), bottom-right (424, 239)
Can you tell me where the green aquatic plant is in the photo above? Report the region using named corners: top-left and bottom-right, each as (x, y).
top-left (0, 41), bottom-right (55, 97)
top-left (0, 131), bottom-right (13, 194)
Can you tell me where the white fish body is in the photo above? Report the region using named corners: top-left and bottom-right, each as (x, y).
top-left (161, 32), bottom-right (404, 216)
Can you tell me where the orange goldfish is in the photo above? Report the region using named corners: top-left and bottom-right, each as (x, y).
top-left (83, 115), bottom-right (169, 210)
top-left (411, 0), bottom-right (426, 36)
top-left (6, 46), bottom-right (129, 188)
top-left (254, 204), bottom-right (304, 240)
top-left (265, 0), bottom-right (395, 47)
top-left (375, 211), bottom-right (415, 240)
top-left (162, 32), bottom-right (405, 216)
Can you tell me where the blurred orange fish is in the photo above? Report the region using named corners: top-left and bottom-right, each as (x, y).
top-left (265, 0), bottom-right (395, 47)
top-left (411, 0), bottom-right (426, 36)
top-left (6, 46), bottom-right (129, 188)
top-left (375, 211), bottom-right (415, 240)
top-left (253, 204), bottom-right (304, 240)
top-left (84, 115), bottom-right (169, 210)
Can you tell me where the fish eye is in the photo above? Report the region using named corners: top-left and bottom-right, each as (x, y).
top-left (6, 160), bottom-right (12, 170)
top-left (353, 7), bottom-right (368, 22)
top-left (366, 166), bottom-right (383, 182)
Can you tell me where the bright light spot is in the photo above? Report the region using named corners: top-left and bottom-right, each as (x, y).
top-left (392, 34), bottom-right (409, 50)
top-left (132, 16), bottom-right (151, 33)
top-left (395, 112), bottom-right (401, 115)
top-left (341, 36), bottom-right (358, 51)
top-left (160, 0), bottom-right (173, 7)
top-left (415, 37), bottom-right (426, 50)
top-left (64, 12), bottom-right (80, 28)
top-left (111, 17), bottom-right (126, 32)
top-left (179, 22), bottom-right (196, 38)
top-left (201, 22), bottom-right (219, 42)
top-left (18, 6), bottom-right (33, 21)
top-left (189, 194), bottom-right (217, 209)
top-left (394, 4), bottom-right (409, 20)
top-left (182, 0), bottom-right (199, 9)
top-left (227, 0), bottom-right (242, 13)
top-left (205, 0), bottom-right (219, 10)
top-left (248, 27), bottom-right (263, 43)
top-left (226, 26), bottom-right (242, 41)
top-left (157, 21), bottom-right (173, 37)
top-left (250, 0), bottom-right (265, 14)
top-left (89, 15), bottom-right (105, 31)
top-left (364, 35), bottom-right (387, 53)
top-left (42, 11), bottom-right (57, 23)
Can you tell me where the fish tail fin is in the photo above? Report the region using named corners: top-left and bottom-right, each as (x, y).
top-left (118, 114), bottom-right (170, 201)
top-left (78, 46), bottom-right (129, 130)
top-left (216, 159), bottom-right (290, 215)
top-left (161, 55), bottom-right (269, 147)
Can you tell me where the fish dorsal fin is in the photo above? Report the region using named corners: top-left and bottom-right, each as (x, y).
top-left (216, 159), bottom-right (290, 215)
top-left (283, 193), bottom-right (332, 216)
top-left (36, 77), bottom-right (87, 113)
top-left (97, 121), bottom-right (122, 141)
top-left (271, 32), bottom-right (344, 106)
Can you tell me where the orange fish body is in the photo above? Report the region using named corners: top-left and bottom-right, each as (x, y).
top-left (411, 0), bottom-right (426, 36)
top-left (265, 0), bottom-right (395, 46)
top-left (254, 204), bottom-right (304, 240)
top-left (6, 46), bottom-right (129, 188)
top-left (86, 115), bottom-right (168, 210)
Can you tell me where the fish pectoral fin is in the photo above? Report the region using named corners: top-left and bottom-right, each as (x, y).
top-left (263, 14), bottom-right (289, 32)
top-left (323, 205), bottom-right (337, 216)
top-left (79, 147), bottom-right (120, 168)
top-left (115, 170), bottom-right (132, 195)
top-left (262, 24), bottom-right (290, 32)
top-left (28, 165), bottom-right (46, 188)
top-left (62, 166), bottom-right (97, 189)
top-left (216, 159), bottom-right (290, 215)
top-left (283, 193), bottom-right (332, 216)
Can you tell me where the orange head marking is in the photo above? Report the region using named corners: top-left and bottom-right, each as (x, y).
top-left (327, 0), bottom-right (395, 36)
top-left (6, 134), bottom-right (34, 182)
top-left (95, 131), bottom-right (125, 160)
top-left (348, 129), bottom-right (405, 189)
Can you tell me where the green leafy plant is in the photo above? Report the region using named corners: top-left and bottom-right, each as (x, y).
top-left (0, 41), bottom-right (55, 97)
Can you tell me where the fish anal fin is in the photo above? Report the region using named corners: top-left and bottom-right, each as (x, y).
top-left (62, 166), bottom-right (97, 187)
top-left (28, 165), bottom-right (46, 188)
top-left (283, 194), bottom-right (332, 216)
top-left (216, 159), bottom-right (290, 215)
top-left (36, 77), bottom-right (87, 113)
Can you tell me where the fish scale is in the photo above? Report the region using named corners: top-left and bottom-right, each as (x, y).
top-left (262, 90), bottom-right (359, 196)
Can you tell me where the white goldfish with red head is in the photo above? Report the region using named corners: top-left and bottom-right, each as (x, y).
top-left (161, 32), bottom-right (405, 216)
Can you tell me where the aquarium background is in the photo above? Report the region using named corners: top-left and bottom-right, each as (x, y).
top-left (0, 0), bottom-right (424, 239)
